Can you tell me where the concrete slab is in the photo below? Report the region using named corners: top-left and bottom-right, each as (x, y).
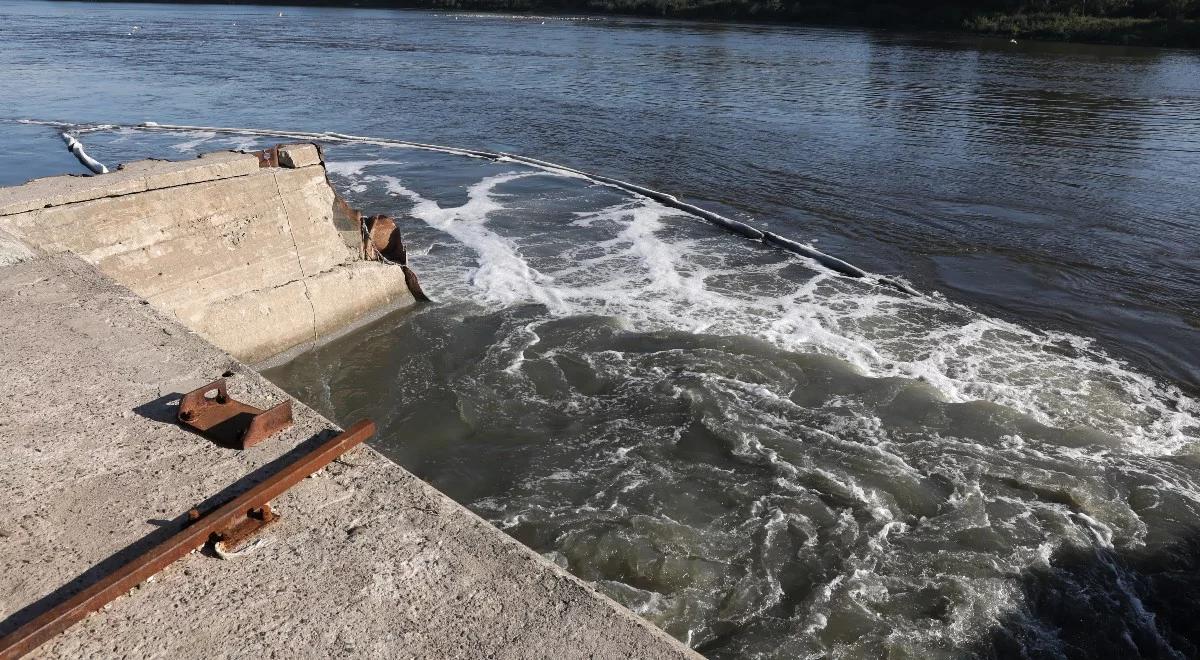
top-left (278, 144), bottom-right (322, 169)
top-left (0, 152), bottom-right (260, 216)
top-left (0, 254), bottom-right (697, 659)
top-left (0, 148), bottom-right (416, 364)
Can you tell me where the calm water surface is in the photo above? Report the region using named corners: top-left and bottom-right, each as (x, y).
top-left (2, 2), bottom-right (1200, 657)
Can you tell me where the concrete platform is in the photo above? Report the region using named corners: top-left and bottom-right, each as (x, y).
top-left (0, 254), bottom-right (697, 659)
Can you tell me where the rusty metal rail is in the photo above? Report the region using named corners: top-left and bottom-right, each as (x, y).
top-left (0, 419), bottom-right (376, 660)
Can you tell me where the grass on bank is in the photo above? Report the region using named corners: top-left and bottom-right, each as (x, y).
top-left (79, 0), bottom-right (1200, 47)
top-left (965, 13), bottom-right (1200, 46)
top-left (416, 0), bottom-right (1200, 46)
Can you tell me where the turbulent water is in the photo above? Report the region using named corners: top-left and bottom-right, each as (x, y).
top-left (253, 146), bottom-right (1198, 659)
top-left (3, 2), bottom-right (1200, 657)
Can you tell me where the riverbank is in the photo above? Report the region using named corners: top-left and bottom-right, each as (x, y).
top-left (76, 0), bottom-right (1200, 47)
top-left (965, 13), bottom-right (1200, 47)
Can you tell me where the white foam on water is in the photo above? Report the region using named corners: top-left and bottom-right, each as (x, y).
top-left (167, 131), bottom-right (261, 155)
top-left (226, 136), bottom-right (262, 152)
top-left (379, 171), bottom-right (570, 313)
top-left (329, 157), bottom-right (1200, 656)
top-left (340, 158), bottom-right (1197, 457)
top-left (325, 158), bottom-right (400, 178)
top-left (169, 130), bottom-right (216, 152)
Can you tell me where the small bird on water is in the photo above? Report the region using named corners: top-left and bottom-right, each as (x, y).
top-left (1010, 38), bottom-right (1018, 44)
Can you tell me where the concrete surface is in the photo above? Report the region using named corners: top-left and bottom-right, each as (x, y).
top-left (0, 151), bottom-right (260, 216)
top-left (0, 145), bottom-right (416, 363)
top-left (0, 227), bottom-right (34, 267)
top-left (278, 143), bottom-right (322, 169)
top-left (0, 254), bottom-right (698, 659)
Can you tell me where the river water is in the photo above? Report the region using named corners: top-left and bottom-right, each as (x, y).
top-left (2, 2), bottom-right (1200, 658)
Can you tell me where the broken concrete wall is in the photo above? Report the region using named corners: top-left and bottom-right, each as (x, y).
top-left (0, 145), bottom-right (415, 363)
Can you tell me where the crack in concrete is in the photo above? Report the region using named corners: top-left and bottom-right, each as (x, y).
top-left (0, 163), bottom-right (313, 218)
top-left (194, 258), bottom-right (366, 302)
top-left (271, 170), bottom-right (319, 344)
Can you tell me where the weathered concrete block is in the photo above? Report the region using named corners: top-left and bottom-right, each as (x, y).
top-left (185, 279), bottom-right (322, 364)
top-left (139, 151), bottom-right (261, 190)
top-left (0, 145), bottom-right (418, 362)
top-left (331, 194), bottom-right (367, 253)
top-left (0, 172), bottom-right (147, 216)
top-left (272, 165), bottom-right (356, 276)
top-left (0, 151), bottom-right (260, 216)
top-left (278, 143), bottom-right (322, 169)
top-left (307, 261), bottom-right (414, 339)
top-left (5, 171), bottom-right (308, 306)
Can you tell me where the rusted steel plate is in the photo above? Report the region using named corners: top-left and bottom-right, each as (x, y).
top-left (365, 214), bottom-right (407, 264)
top-left (0, 419), bottom-right (377, 660)
top-left (253, 146), bottom-right (279, 168)
top-left (177, 379), bottom-right (292, 449)
top-left (402, 265), bottom-right (431, 302)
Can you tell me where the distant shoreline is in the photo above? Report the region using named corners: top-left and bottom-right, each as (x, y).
top-left (71, 0), bottom-right (1200, 48)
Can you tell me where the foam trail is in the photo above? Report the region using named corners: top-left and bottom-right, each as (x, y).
top-left (376, 171), bottom-right (569, 313)
top-left (374, 169), bottom-right (1197, 454)
top-left (168, 130), bottom-right (216, 153)
top-left (4, 118), bottom-right (912, 294)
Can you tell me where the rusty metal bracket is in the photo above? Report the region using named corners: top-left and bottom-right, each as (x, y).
top-left (0, 420), bottom-right (377, 660)
top-left (253, 146), bottom-right (279, 168)
top-left (198, 503), bottom-right (280, 555)
top-left (177, 379), bottom-right (292, 449)
top-left (184, 502), bottom-right (280, 554)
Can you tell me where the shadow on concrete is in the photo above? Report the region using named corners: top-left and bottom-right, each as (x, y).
top-left (132, 392), bottom-right (181, 425)
top-left (0, 426), bottom-right (338, 639)
top-left (972, 534), bottom-right (1200, 659)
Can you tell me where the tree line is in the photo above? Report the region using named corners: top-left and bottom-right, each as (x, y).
top-left (244, 0), bottom-right (1198, 20)
top-left (82, 0), bottom-right (1200, 45)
